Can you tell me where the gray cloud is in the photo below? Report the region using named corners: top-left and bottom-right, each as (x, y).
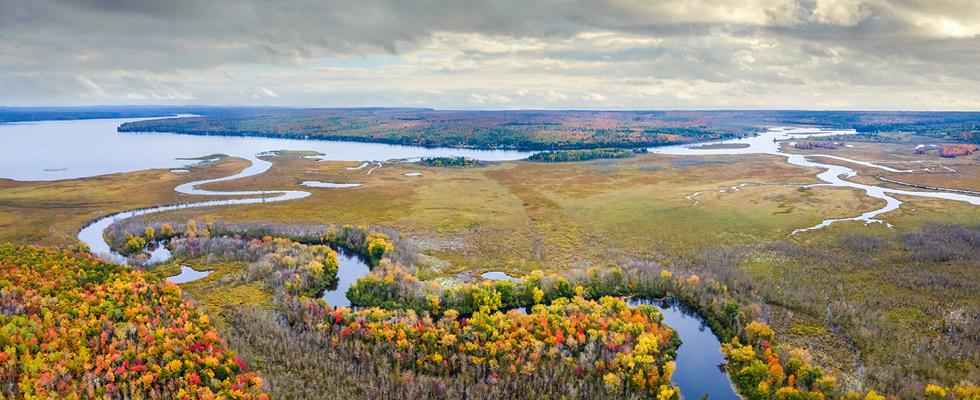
top-left (1, 0), bottom-right (979, 109)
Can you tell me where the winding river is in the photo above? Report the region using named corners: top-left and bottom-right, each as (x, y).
top-left (2, 116), bottom-right (530, 264)
top-left (649, 127), bottom-right (980, 234)
top-left (628, 298), bottom-right (741, 400)
top-left (6, 118), bottom-right (980, 399)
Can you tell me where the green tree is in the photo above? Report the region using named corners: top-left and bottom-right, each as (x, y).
top-left (124, 236), bottom-right (146, 255)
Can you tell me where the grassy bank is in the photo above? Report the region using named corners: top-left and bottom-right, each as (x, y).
top-left (0, 156), bottom-right (252, 247)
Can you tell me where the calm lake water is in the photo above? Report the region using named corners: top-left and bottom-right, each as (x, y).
top-left (0, 117), bottom-right (532, 181)
top-left (35, 115), bottom-right (527, 264)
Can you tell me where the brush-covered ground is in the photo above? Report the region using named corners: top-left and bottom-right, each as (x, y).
top-left (2, 133), bottom-right (980, 398)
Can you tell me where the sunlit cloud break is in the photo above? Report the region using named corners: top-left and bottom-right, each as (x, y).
top-left (1, 0), bottom-right (979, 109)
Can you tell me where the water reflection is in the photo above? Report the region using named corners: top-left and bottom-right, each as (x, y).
top-left (480, 271), bottom-right (521, 282)
top-left (627, 298), bottom-right (740, 400)
top-left (320, 246), bottom-right (372, 308)
top-left (0, 117), bottom-right (533, 181)
top-left (300, 181), bottom-right (363, 188)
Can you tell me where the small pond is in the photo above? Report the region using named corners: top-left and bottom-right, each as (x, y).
top-left (146, 241), bottom-right (173, 264)
top-left (320, 246), bottom-right (372, 308)
top-left (628, 298), bottom-right (740, 400)
top-left (300, 181), bottom-right (364, 188)
top-left (166, 265), bottom-right (213, 284)
top-left (480, 271), bottom-right (521, 282)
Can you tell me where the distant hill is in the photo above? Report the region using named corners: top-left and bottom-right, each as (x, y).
top-left (0, 105), bottom-right (284, 123)
top-left (117, 108), bottom-right (752, 150)
top-left (8, 107), bottom-right (980, 148)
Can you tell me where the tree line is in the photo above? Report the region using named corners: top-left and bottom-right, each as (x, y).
top-left (528, 148), bottom-right (648, 162)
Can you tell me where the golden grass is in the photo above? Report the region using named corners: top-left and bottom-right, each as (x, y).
top-left (0, 157), bottom-right (252, 247)
top-left (5, 145), bottom-right (975, 278)
top-left (130, 152), bottom-right (893, 273)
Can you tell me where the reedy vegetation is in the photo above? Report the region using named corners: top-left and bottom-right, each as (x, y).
top-left (170, 235), bottom-right (339, 298)
top-left (117, 225), bottom-right (687, 399)
top-left (76, 219), bottom-right (980, 398)
top-left (343, 224), bottom-right (980, 399)
top-left (104, 219), bottom-right (411, 269)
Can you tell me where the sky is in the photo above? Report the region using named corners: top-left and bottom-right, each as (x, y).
top-left (2, 0), bottom-right (979, 110)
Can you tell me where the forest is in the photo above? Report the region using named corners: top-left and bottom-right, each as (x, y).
top-left (0, 245), bottom-right (269, 399)
top-left (4, 108), bottom-right (980, 399)
top-left (793, 142), bottom-right (842, 150)
top-left (116, 109), bottom-right (746, 150)
top-left (527, 148), bottom-right (647, 162)
top-left (939, 144), bottom-right (980, 158)
top-left (419, 157), bottom-right (482, 168)
top-left (93, 220), bottom-right (908, 399)
top-left (95, 212), bottom-right (980, 400)
top-left (0, 106), bottom-right (272, 123)
top-left (114, 109), bottom-right (980, 150)
top-left (7, 0), bottom-right (980, 395)
top-left (7, 210), bottom-right (980, 400)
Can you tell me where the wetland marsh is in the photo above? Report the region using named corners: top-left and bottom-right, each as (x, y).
top-left (3, 116), bottom-right (980, 399)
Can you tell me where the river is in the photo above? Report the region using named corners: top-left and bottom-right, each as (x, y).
top-left (11, 116), bottom-right (531, 264)
top-left (628, 298), bottom-right (741, 400)
top-left (321, 247), bottom-right (372, 308)
top-left (648, 127), bottom-right (980, 234)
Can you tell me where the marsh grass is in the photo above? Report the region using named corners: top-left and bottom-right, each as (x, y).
top-left (0, 156), bottom-right (251, 247)
top-left (4, 141), bottom-right (980, 398)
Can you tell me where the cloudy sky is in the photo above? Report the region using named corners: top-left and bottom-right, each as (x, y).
top-left (2, 0), bottom-right (979, 110)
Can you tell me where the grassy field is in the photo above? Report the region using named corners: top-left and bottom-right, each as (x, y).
top-left (163, 145), bottom-right (980, 395)
top-left (0, 156), bottom-right (252, 246)
top-left (114, 145), bottom-right (973, 273)
top-left (150, 151), bottom-right (887, 269)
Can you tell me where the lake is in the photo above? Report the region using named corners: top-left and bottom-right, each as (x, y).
top-left (0, 116), bottom-right (532, 181)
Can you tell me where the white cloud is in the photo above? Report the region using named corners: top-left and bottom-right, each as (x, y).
top-left (259, 87), bottom-right (280, 98)
top-left (2, 0), bottom-right (980, 109)
top-left (811, 0), bottom-right (875, 26)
